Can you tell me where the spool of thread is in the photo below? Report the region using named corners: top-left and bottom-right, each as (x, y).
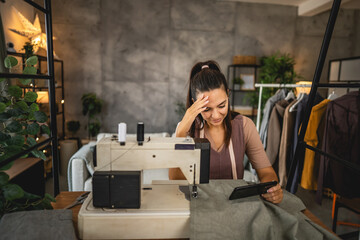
top-left (118, 123), bottom-right (126, 145)
top-left (137, 122), bottom-right (144, 146)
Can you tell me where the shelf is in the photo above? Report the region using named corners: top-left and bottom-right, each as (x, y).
top-left (231, 89), bottom-right (256, 92)
top-left (6, 51), bottom-right (63, 62)
top-left (228, 64), bottom-right (260, 68)
top-left (20, 86), bottom-right (62, 90)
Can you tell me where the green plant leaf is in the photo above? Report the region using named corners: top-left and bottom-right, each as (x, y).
top-left (0, 78), bottom-right (5, 83)
top-left (0, 161), bottom-right (14, 171)
top-left (27, 136), bottom-right (37, 146)
top-left (24, 91), bottom-right (38, 102)
top-left (3, 184), bottom-right (24, 201)
top-left (7, 108), bottom-right (23, 117)
top-left (23, 66), bottom-right (37, 75)
top-left (5, 145), bottom-right (22, 155)
top-left (23, 191), bottom-right (41, 200)
top-left (15, 100), bottom-right (28, 111)
top-left (41, 125), bottom-right (51, 135)
top-left (19, 79), bottom-right (32, 85)
top-left (4, 56), bottom-right (18, 68)
top-left (8, 85), bottom-right (22, 98)
top-left (0, 132), bottom-right (11, 142)
top-left (27, 122), bottom-right (40, 135)
top-left (0, 112), bottom-right (10, 121)
top-left (31, 150), bottom-right (46, 160)
top-left (0, 172), bottom-right (10, 187)
top-left (28, 111), bottom-right (35, 121)
top-left (6, 121), bottom-right (22, 133)
top-left (44, 193), bottom-right (56, 202)
top-left (26, 56), bottom-right (38, 66)
top-left (0, 102), bottom-right (6, 113)
top-left (30, 103), bottom-right (39, 112)
top-left (34, 111), bottom-right (47, 123)
top-left (8, 135), bottom-right (25, 146)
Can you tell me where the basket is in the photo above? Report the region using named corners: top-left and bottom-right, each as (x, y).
top-left (233, 56), bottom-right (256, 65)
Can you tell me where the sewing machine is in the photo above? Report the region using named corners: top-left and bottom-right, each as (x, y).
top-left (78, 136), bottom-right (210, 239)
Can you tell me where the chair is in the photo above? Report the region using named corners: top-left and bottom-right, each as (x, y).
top-left (332, 193), bottom-right (360, 239)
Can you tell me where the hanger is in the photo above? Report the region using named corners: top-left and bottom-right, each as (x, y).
top-left (285, 90), bottom-right (295, 101)
top-left (327, 90), bottom-right (337, 100)
top-left (289, 93), bottom-right (305, 112)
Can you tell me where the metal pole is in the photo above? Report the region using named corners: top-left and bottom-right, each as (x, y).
top-left (256, 86), bottom-right (263, 131)
top-left (286, 0), bottom-right (342, 192)
top-left (44, 0), bottom-right (60, 196)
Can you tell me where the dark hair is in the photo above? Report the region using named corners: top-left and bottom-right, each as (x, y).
top-left (186, 60), bottom-right (233, 146)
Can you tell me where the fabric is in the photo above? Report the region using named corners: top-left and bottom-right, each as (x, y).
top-left (278, 100), bottom-right (297, 187)
top-left (190, 180), bottom-right (338, 240)
top-left (300, 99), bottom-right (330, 190)
top-left (265, 99), bottom-right (291, 168)
top-left (259, 89), bottom-right (287, 149)
top-left (317, 91), bottom-right (360, 203)
top-left (193, 115), bottom-right (271, 179)
top-left (67, 142), bottom-right (96, 191)
top-left (289, 93), bottom-right (324, 193)
top-left (0, 210), bottom-right (77, 240)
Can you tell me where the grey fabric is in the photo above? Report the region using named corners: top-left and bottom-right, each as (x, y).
top-left (0, 210), bottom-right (77, 240)
top-left (67, 142), bottom-right (96, 191)
top-left (259, 89), bottom-right (287, 149)
top-left (190, 180), bottom-right (338, 240)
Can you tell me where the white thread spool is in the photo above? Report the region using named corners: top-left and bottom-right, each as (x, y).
top-left (118, 123), bottom-right (126, 145)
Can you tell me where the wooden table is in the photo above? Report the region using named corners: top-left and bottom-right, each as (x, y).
top-left (53, 191), bottom-right (336, 239)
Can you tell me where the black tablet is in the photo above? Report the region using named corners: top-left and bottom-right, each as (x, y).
top-left (229, 181), bottom-right (278, 200)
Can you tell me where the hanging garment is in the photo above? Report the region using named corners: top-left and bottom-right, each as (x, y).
top-left (259, 89), bottom-right (287, 149)
top-left (300, 99), bottom-right (330, 190)
top-left (265, 99), bottom-right (292, 171)
top-left (317, 91), bottom-right (360, 203)
top-left (289, 93), bottom-right (324, 193)
top-left (278, 100), bottom-right (298, 187)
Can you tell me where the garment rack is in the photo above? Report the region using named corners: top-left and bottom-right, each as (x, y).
top-left (285, 0), bottom-right (360, 195)
top-left (254, 83), bottom-right (311, 131)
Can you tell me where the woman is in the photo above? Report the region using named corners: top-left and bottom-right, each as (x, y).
top-left (172, 60), bottom-right (283, 204)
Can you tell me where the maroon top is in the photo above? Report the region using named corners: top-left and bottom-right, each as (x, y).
top-left (194, 115), bottom-right (270, 179)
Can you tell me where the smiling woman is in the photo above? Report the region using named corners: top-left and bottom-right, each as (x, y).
top-left (173, 60), bottom-right (283, 204)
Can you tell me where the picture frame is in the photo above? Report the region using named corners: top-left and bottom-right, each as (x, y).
top-left (240, 74), bottom-right (255, 90)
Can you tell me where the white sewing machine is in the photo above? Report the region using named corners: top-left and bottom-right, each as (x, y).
top-left (78, 136), bottom-right (210, 239)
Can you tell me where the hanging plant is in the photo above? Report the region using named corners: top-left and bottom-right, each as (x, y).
top-left (0, 55), bottom-right (54, 218)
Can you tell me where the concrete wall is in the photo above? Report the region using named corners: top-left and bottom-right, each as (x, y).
top-left (2, 0), bottom-right (359, 137)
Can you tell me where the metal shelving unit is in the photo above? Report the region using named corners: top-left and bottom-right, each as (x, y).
top-left (0, 0), bottom-right (60, 196)
top-left (227, 64), bottom-right (259, 119)
top-left (6, 51), bottom-right (65, 139)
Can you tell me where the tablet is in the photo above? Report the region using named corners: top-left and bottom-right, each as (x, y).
top-left (229, 181), bottom-right (278, 200)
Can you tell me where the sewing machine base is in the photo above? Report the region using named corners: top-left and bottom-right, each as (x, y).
top-left (78, 183), bottom-right (190, 239)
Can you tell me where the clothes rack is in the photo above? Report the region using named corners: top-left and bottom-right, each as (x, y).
top-left (254, 83), bottom-right (311, 131)
top-left (286, 0), bottom-right (360, 194)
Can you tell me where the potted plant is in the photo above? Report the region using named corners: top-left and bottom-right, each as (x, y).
top-left (0, 55), bottom-right (55, 218)
top-left (67, 120), bottom-right (80, 138)
top-left (233, 77), bottom-right (245, 90)
top-left (245, 52), bottom-right (301, 110)
top-left (81, 93), bottom-right (103, 139)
